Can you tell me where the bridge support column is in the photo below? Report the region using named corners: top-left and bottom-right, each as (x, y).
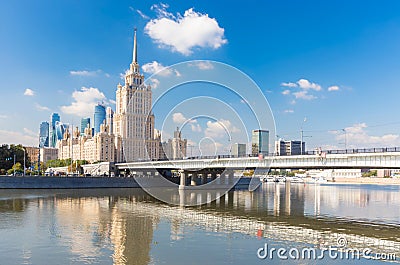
top-left (228, 171), bottom-right (234, 185)
top-left (179, 170), bottom-right (186, 190)
top-left (201, 173), bottom-right (208, 185)
top-left (191, 174), bottom-right (198, 186)
top-left (211, 173), bottom-right (217, 183)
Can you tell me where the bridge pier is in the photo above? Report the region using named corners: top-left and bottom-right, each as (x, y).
top-left (179, 170), bottom-right (186, 190)
top-left (201, 174), bottom-right (208, 185)
top-left (191, 174), bottom-right (198, 186)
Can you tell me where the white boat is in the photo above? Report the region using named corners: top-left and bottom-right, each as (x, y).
top-left (276, 176), bottom-right (286, 183)
top-left (260, 175), bottom-right (275, 182)
top-left (286, 176), bottom-right (304, 183)
top-left (310, 176), bottom-right (327, 183)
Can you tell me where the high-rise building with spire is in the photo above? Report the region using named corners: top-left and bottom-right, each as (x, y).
top-left (113, 29), bottom-right (158, 161)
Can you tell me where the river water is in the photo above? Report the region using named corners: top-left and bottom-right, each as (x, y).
top-left (0, 183), bottom-right (399, 264)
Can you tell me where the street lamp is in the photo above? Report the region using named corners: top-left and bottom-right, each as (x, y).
top-left (342, 129), bottom-right (347, 150)
top-left (22, 147), bottom-right (26, 176)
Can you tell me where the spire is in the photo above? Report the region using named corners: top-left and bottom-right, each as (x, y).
top-left (132, 27), bottom-right (137, 64)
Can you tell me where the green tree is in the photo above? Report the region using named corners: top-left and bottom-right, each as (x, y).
top-left (7, 162), bottom-right (23, 175)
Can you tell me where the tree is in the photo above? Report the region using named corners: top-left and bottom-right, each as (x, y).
top-left (7, 162), bottom-right (23, 175)
top-left (0, 144), bottom-right (31, 172)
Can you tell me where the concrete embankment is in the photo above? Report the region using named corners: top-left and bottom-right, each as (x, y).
top-left (0, 176), bottom-right (253, 189)
top-left (0, 176), bottom-right (140, 189)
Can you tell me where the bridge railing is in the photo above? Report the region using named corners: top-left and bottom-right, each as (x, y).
top-left (128, 147), bottom-right (400, 163)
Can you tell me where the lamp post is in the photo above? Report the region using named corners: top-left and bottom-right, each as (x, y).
top-left (22, 147), bottom-right (26, 176)
top-left (13, 154), bottom-right (16, 176)
top-left (300, 118), bottom-right (307, 155)
top-left (342, 129), bottom-right (347, 150)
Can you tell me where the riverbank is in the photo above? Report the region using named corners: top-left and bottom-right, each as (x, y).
top-left (332, 177), bottom-right (400, 185)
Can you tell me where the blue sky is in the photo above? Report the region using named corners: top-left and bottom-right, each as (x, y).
top-left (1, 0), bottom-right (400, 153)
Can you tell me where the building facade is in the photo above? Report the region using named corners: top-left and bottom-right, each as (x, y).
top-left (275, 140), bottom-right (305, 156)
top-left (251, 130), bottom-right (269, 156)
top-left (113, 29), bottom-right (158, 162)
top-left (50, 113), bottom-right (60, 147)
top-left (162, 128), bottom-right (187, 160)
top-left (94, 104), bottom-right (106, 134)
top-left (40, 147), bottom-right (58, 164)
top-left (80, 118), bottom-right (90, 134)
top-left (39, 121), bottom-right (49, 148)
top-left (232, 143), bottom-right (246, 157)
top-left (57, 124), bottom-right (116, 163)
top-left (25, 146), bottom-right (39, 164)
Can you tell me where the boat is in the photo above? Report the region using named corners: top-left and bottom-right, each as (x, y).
top-left (286, 176), bottom-right (304, 183)
top-left (260, 175), bottom-right (275, 182)
top-left (310, 176), bottom-right (327, 183)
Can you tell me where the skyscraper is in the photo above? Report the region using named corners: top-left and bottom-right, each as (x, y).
top-left (113, 28), bottom-right (158, 161)
top-left (80, 118), bottom-right (90, 134)
top-left (106, 107), bottom-right (114, 134)
top-left (251, 129), bottom-right (269, 156)
top-left (94, 104), bottom-right (106, 134)
top-left (50, 113), bottom-right (60, 147)
top-left (39, 121), bottom-right (49, 148)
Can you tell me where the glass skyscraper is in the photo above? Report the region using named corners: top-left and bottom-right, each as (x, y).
top-left (50, 113), bottom-right (60, 147)
top-left (251, 129), bottom-right (269, 156)
top-left (80, 117), bottom-right (90, 134)
top-left (39, 121), bottom-right (49, 148)
top-left (94, 104), bottom-right (106, 134)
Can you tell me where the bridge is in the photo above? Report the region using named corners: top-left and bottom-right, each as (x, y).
top-left (117, 148), bottom-right (400, 171)
top-left (115, 147), bottom-right (400, 190)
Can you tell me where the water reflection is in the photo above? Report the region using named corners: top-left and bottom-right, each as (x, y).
top-left (0, 183), bottom-right (399, 264)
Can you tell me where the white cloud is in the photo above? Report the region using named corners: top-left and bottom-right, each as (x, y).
top-left (282, 89), bottom-right (290, 95)
top-left (297, 79), bottom-right (321, 91)
top-left (333, 123), bottom-right (400, 147)
top-left (172, 112), bottom-right (197, 124)
top-left (204, 119), bottom-right (240, 139)
top-left (0, 129), bottom-right (37, 146)
top-left (69, 69), bottom-right (108, 77)
top-left (284, 109), bottom-right (294, 113)
top-left (24, 88), bottom-right (34, 96)
top-left (145, 6), bottom-right (227, 55)
top-left (0, 114), bottom-right (7, 119)
top-left (190, 61), bottom-right (214, 70)
top-left (172, 112), bottom-right (187, 124)
top-left (137, 9), bottom-right (150, 19)
top-left (109, 99), bottom-right (116, 105)
top-left (328, 85), bottom-right (340, 91)
top-left (142, 61), bottom-right (180, 77)
top-left (292, 91), bottom-right (317, 100)
top-left (35, 103), bottom-right (50, 111)
top-left (281, 82), bottom-right (297, 88)
top-left (60, 87), bottom-right (107, 117)
top-left (149, 78), bottom-right (160, 89)
top-left (190, 123), bottom-right (202, 132)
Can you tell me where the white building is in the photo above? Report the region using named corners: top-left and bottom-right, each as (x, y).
top-left (161, 128), bottom-right (187, 160)
top-left (113, 29), bottom-right (158, 162)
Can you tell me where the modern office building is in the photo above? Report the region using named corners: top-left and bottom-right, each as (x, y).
top-left (39, 121), bottom-right (49, 148)
top-left (54, 121), bottom-right (69, 142)
top-left (113, 28), bottom-right (159, 161)
top-left (232, 143), bottom-right (246, 157)
top-left (80, 118), bottom-right (90, 134)
top-left (49, 113), bottom-right (60, 147)
top-left (275, 140), bottom-right (305, 156)
top-left (251, 130), bottom-right (269, 156)
top-left (106, 107), bottom-right (114, 134)
top-left (94, 104), bottom-right (106, 134)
